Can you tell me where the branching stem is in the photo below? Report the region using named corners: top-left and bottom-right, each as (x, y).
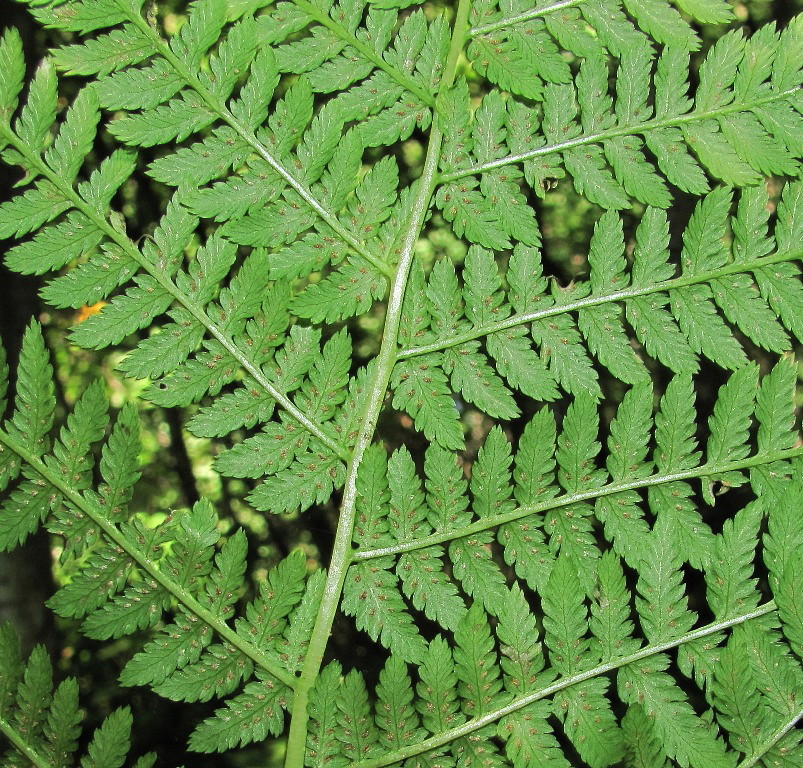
top-left (282, 2), bottom-right (473, 765)
top-left (350, 602), bottom-right (779, 768)
top-left (397, 249), bottom-right (803, 359)
top-left (438, 88), bottom-right (801, 183)
top-left (0, 713), bottom-right (50, 768)
top-left (0, 427), bottom-right (298, 690)
top-left (0, 124), bottom-right (350, 462)
top-left (469, 0), bottom-right (586, 37)
top-left (353, 447), bottom-right (803, 559)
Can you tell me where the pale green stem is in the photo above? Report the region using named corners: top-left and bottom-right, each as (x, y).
top-left (0, 124), bottom-right (349, 462)
top-left (470, 0), bottom-right (586, 37)
top-left (353, 447), bottom-right (803, 559)
top-left (0, 428), bottom-right (297, 690)
top-left (398, 249), bottom-right (803, 359)
top-left (282, 2), bottom-right (473, 766)
top-left (0, 713), bottom-right (50, 768)
top-left (735, 708), bottom-right (803, 768)
top-left (350, 602), bottom-right (778, 768)
top-left (439, 88), bottom-right (801, 183)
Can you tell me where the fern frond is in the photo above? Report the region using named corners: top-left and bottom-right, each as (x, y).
top-left (398, 182), bottom-right (803, 441)
top-left (0, 325), bottom-right (340, 748)
top-left (0, 17), bottom-right (358, 482)
top-left (443, 20), bottom-right (801, 210)
top-left (1, 1), bottom-right (802, 765)
top-left (0, 623), bottom-right (151, 768)
top-left (353, 362), bottom-right (801, 646)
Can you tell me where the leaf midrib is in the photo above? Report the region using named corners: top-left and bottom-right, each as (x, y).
top-left (438, 88), bottom-right (800, 183)
top-left (397, 249), bottom-right (803, 359)
top-left (0, 122), bottom-right (350, 463)
top-left (282, 1), bottom-right (474, 765)
top-left (349, 601), bottom-right (779, 768)
top-left (352, 446), bottom-right (803, 559)
top-left (0, 426), bottom-right (297, 690)
top-left (122, 7), bottom-right (396, 281)
top-left (469, 0), bottom-right (587, 37)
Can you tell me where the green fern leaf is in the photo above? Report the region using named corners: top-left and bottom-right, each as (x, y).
top-left (5, 212), bottom-right (104, 277)
top-left (235, 549), bottom-right (307, 651)
top-left (618, 654), bottom-right (734, 768)
top-left (292, 260), bottom-right (387, 323)
top-left (621, 704), bottom-right (672, 768)
top-left (148, 127), bottom-right (249, 188)
top-left (706, 503), bottom-right (762, 622)
top-left (14, 57), bottom-right (57, 152)
top-left (557, 396), bottom-right (606, 494)
top-left (94, 60), bottom-right (183, 110)
top-left (416, 634), bottom-right (464, 740)
top-left (468, 36), bottom-right (543, 101)
top-left (591, 551), bottom-right (641, 661)
top-left (14, 645), bottom-right (52, 743)
top-left (80, 707), bottom-right (133, 768)
top-left (43, 678), bottom-right (82, 768)
top-left (391, 355), bottom-right (464, 451)
top-left (387, 446), bottom-right (468, 629)
top-left (52, 24), bottom-right (151, 77)
top-left (764, 481), bottom-right (803, 657)
top-left (755, 357), bottom-right (798, 454)
top-left (47, 377), bottom-right (108, 494)
top-left (9, 322), bottom-right (55, 458)
top-left (353, 443), bottom-right (392, 547)
top-left (577, 304), bottom-right (647, 385)
top-left (45, 86), bottom-right (100, 181)
top-left (153, 642), bottom-right (252, 703)
top-left (247, 444), bottom-right (345, 515)
top-left (80, 581), bottom-right (167, 641)
top-left (635, 518), bottom-right (696, 644)
top-left (0, 181), bottom-right (70, 239)
top-left (186, 383), bottom-right (275, 438)
top-left (335, 670), bottom-right (380, 763)
top-left (0, 623), bottom-right (23, 716)
top-left (704, 364), bottom-right (759, 498)
top-left (375, 656), bottom-right (425, 751)
top-left (188, 677), bottom-right (286, 752)
top-left (496, 584), bottom-right (544, 697)
top-left (499, 699), bottom-right (570, 768)
top-left (47, 544), bottom-right (133, 619)
top-left (450, 528), bottom-right (510, 618)
top-left (443, 341), bottom-right (519, 420)
top-left (0, 28), bottom-right (25, 121)
top-left (203, 17), bottom-right (258, 101)
top-left (454, 603), bottom-right (507, 716)
top-left (423, 444), bottom-right (470, 533)
top-left (343, 558), bottom-right (427, 664)
top-left (279, 569), bottom-right (325, 675)
top-left (711, 274), bottom-right (790, 353)
top-left (622, 0), bottom-right (699, 48)
top-left (596, 386), bottom-right (653, 567)
top-left (307, 662), bottom-right (345, 768)
top-left (712, 630), bottom-right (776, 760)
top-left (669, 285), bottom-right (747, 371)
top-left (109, 91), bottom-right (217, 147)
top-left (171, 0), bottom-right (228, 68)
top-left (69, 276), bottom-right (172, 349)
